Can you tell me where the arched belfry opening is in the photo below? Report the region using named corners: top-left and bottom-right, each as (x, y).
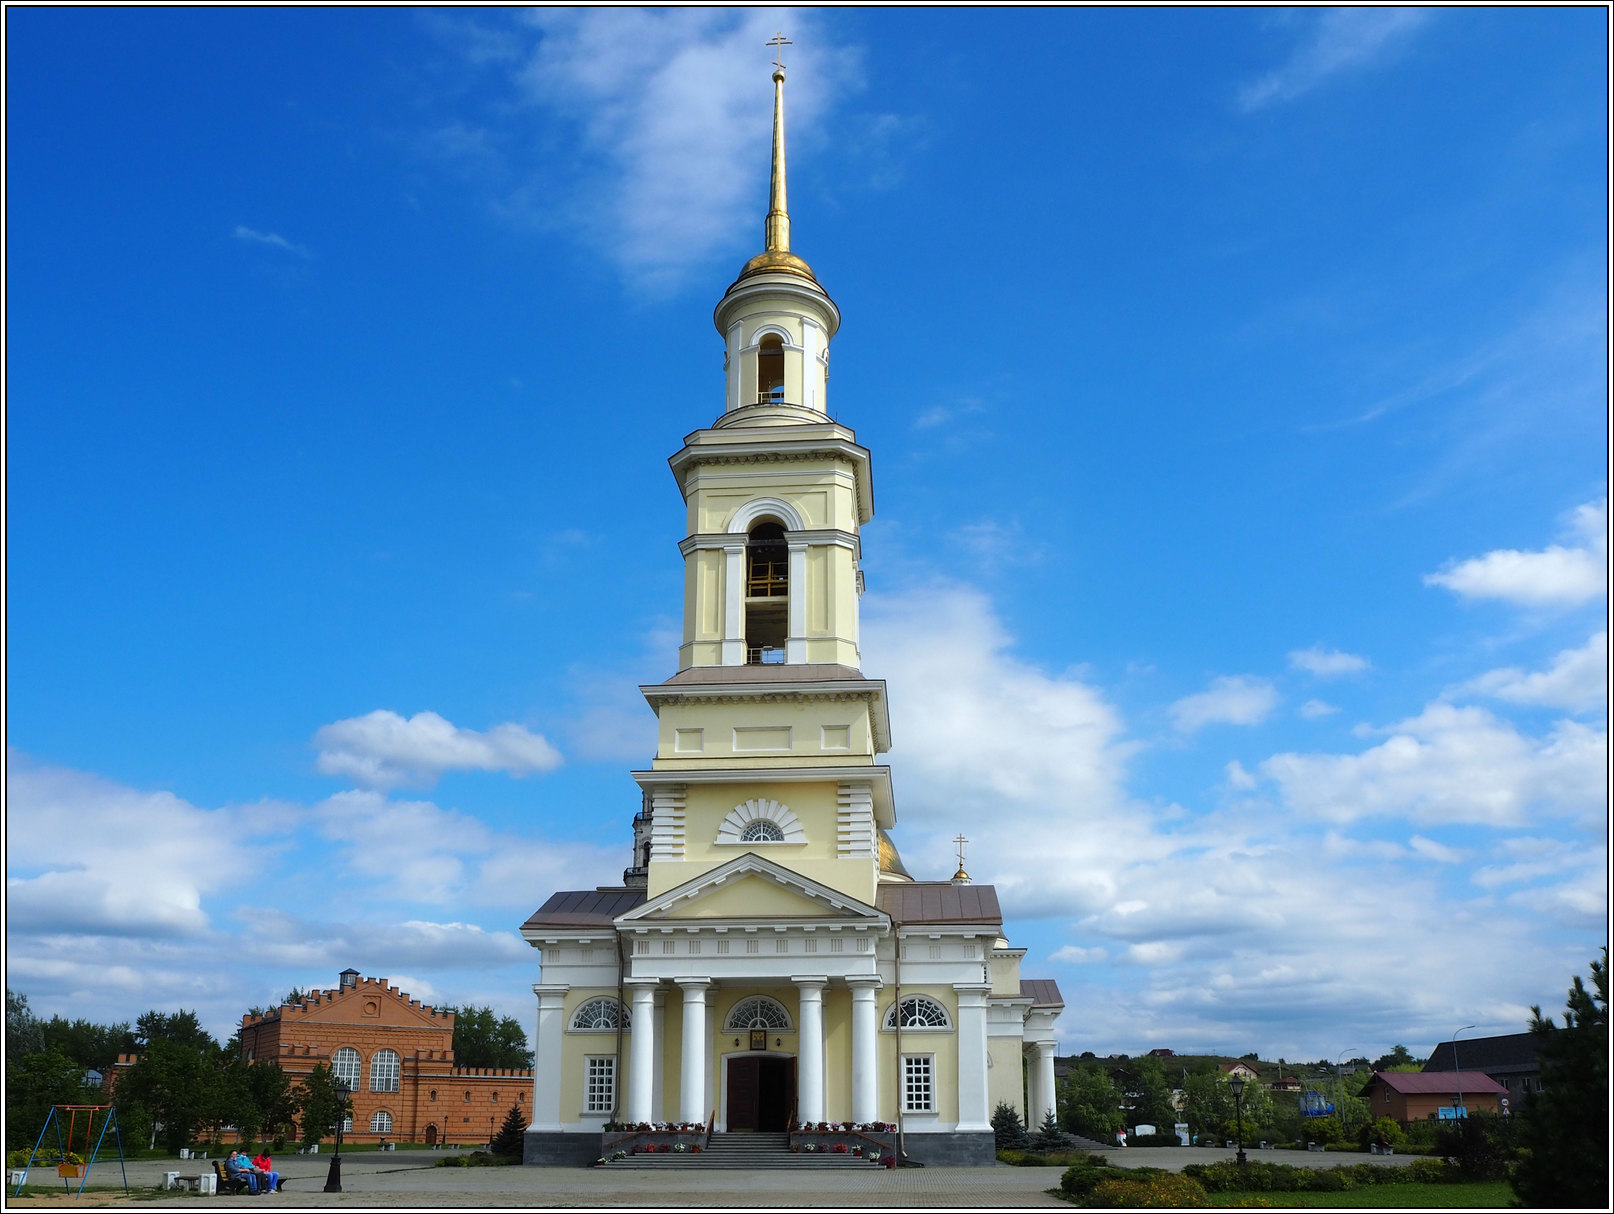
top-left (745, 521), bottom-right (788, 664)
top-left (756, 334), bottom-right (785, 403)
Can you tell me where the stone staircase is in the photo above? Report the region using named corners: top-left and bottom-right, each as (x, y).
top-left (605, 1132), bottom-right (878, 1169)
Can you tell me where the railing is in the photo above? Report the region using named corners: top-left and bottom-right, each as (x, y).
top-left (746, 646), bottom-right (786, 665)
top-left (747, 561), bottom-right (788, 596)
top-left (756, 388), bottom-right (789, 405)
top-left (705, 1110), bottom-right (715, 1149)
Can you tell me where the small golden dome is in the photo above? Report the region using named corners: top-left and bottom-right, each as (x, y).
top-left (878, 829), bottom-right (912, 880)
top-left (736, 248), bottom-right (818, 283)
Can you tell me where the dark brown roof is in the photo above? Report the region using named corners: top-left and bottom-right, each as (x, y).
top-left (1020, 979), bottom-right (1064, 1008)
top-left (1424, 1033), bottom-right (1539, 1076)
top-left (1367, 1070), bottom-right (1506, 1096)
top-left (522, 888), bottom-right (645, 930)
top-left (877, 882), bottom-right (1002, 925)
top-left (660, 663), bottom-right (869, 686)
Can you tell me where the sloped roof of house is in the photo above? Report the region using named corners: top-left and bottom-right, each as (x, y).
top-left (1020, 978), bottom-right (1064, 1008)
top-left (877, 882), bottom-right (1002, 924)
top-left (1424, 1033), bottom-right (1539, 1076)
top-left (522, 887), bottom-right (646, 930)
top-left (1367, 1070), bottom-right (1506, 1095)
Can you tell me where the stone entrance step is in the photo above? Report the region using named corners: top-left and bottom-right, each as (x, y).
top-left (605, 1132), bottom-right (880, 1169)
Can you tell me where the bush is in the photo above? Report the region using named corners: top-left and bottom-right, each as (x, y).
top-left (1083, 1173), bottom-right (1208, 1207)
top-left (1403, 1156), bottom-right (1461, 1184)
top-left (1435, 1112), bottom-right (1516, 1182)
top-left (1356, 1115), bottom-right (1407, 1150)
top-left (1182, 1160), bottom-right (1421, 1194)
top-left (1030, 1109), bottom-right (1065, 1152)
top-left (1059, 1157), bottom-right (1115, 1197)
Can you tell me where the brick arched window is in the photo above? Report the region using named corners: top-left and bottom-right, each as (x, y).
top-left (332, 1047), bottom-right (361, 1090)
top-left (370, 1110), bottom-right (393, 1133)
top-left (370, 1048), bottom-right (401, 1092)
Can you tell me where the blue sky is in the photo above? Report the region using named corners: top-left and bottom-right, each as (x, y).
top-left (6, 7), bottom-right (1607, 1062)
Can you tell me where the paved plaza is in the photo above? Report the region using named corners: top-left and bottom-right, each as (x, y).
top-left (14, 1146), bottom-right (1421, 1209)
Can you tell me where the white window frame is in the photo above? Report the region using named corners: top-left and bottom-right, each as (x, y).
top-left (723, 995), bottom-right (793, 1031)
top-left (902, 1054), bottom-right (935, 1114)
top-left (332, 1047), bottom-right (361, 1090)
top-left (569, 997), bottom-right (629, 1033)
top-left (369, 1110), bottom-right (393, 1133)
top-left (883, 995), bottom-right (953, 1031)
top-left (584, 1056), bottom-right (616, 1115)
top-left (370, 1048), bottom-right (401, 1092)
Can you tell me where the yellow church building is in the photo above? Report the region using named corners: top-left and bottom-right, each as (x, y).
top-left (519, 56), bottom-right (1063, 1167)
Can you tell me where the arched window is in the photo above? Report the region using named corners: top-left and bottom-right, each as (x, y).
top-left (740, 819), bottom-right (785, 843)
top-left (883, 995), bottom-right (952, 1030)
top-left (332, 1047), bottom-right (361, 1090)
top-left (370, 1048), bottom-right (401, 1092)
top-left (745, 521), bottom-right (788, 665)
top-left (370, 1110), bottom-right (393, 1134)
top-left (724, 995), bottom-right (793, 1031)
top-left (570, 997), bottom-right (628, 1032)
top-left (429, 1090), bottom-right (437, 1102)
top-left (756, 334), bottom-right (785, 402)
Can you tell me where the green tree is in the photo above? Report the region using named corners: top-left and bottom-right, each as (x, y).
top-left (6, 989), bottom-right (45, 1058)
top-left (40, 1015), bottom-right (136, 1074)
top-left (1181, 1071), bottom-right (1232, 1143)
top-left (1031, 1108), bottom-right (1065, 1151)
top-left (991, 1101), bottom-right (1030, 1150)
top-left (1126, 1055), bottom-right (1177, 1130)
top-left (248, 1062), bottom-right (299, 1149)
top-left (449, 1005), bottom-right (533, 1070)
top-left (5, 1049), bottom-right (104, 1151)
top-left (491, 1103), bottom-right (528, 1158)
top-left (1512, 949), bottom-right (1609, 1209)
top-left (1371, 1044), bottom-right (1421, 1071)
top-left (294, 1062), bottom-right (352, 1149)
top-left (113, 1037), bottom-right (221, 1154)
top-left (1059, 1066), bottom-right (1122, 1141)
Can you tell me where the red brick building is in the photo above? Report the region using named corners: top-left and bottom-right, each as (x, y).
top-left (236, 969), bottom-right (532, 1145)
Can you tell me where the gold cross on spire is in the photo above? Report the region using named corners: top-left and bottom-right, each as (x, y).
top-left (953, 833), bottom-right (971, 882)
top-left (767, 31), bottom-right (792, 73)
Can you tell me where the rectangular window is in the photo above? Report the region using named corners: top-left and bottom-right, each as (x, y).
top-left (903, 1056), bottom-right (934, 1113)
top-left (585, 1057), bottom-right (616, 1114)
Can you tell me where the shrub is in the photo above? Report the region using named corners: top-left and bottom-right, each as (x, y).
top-left (1356, 1115), bottom-right (1407, 1150)
top-left (1403, 1156), bottom-right (1461, 1184)
top-left (1030, 1109), bottom-right (1065, 1152)
top-left (1059, 1158), bottom-right (1114, 1198)
top-left (1083, 1173), bottom-right (1209, 1208)
top-left (991, 1101), bottom-right (1030, 1151)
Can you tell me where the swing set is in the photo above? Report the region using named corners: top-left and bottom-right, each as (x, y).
top-left (14, 1104), bottom-right (129, 1198)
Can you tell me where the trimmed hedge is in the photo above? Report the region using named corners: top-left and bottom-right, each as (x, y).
top-left (1084, 1173), bottom-right (1209, 1207)
top-left (1182, 1158), bottom-right (1461, 1193)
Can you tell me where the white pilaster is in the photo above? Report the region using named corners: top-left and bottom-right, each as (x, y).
top-left (722, 544), bottom-right (746, 665)
top-left (677, 978), bottom-right (712, 1124)
top-left (847, 976), bottom-right (882, 1123)
top-left (531, 983), bottom-right (569, 1132)
top-left (626, 979), bottom-right (658, 1125)
top-left (786, 540), bottom-right (808, 664)
top-left (953, 984), bottom-right (992, 1132)
top-left (651, 988), bottom-right (667, 1122)
top-left (794, 977), bottom-right (828, 1122)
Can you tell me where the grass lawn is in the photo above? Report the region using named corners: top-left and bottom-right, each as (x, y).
top-left (1205, 1181), bottom-right (1513, 1207)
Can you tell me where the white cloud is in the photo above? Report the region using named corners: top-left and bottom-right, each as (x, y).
top-left (1170, 676), bottom-right (1280, 733)
top-left (1260, 702), bottom-right (1607, 827)
top-left (1299, 698), bottom-right (1339, 719)
top-left (4, 751), bottom-right (284, 938)
top-left (1050, 945), bottom-right (1108, 964)
top-left (1425, 500), bottom-right (1607, 609)
top-left (1239, 8), bottom-right (1431, 112)
top-left (1288, 647), bottom-right (1370, 678)
top-left (1225, 760), bottom-right (1258, 789)
top-left (1455, 631), bottom-right (1607, 713)
top-left (1407, 835), bottom-right (1469, 865)
top-left (313, 709), bottom-right (562, 789)
top-left (233, 225), bottom-right (310, 257)
top-left (466, 9), bottom-right (858, 290)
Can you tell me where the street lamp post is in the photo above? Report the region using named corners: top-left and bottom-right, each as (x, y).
top-left (323, 1082), bottom-right (352, 1194)
top-left (1228, 1073), bottom-right (1248, 1165)
top-left (1452, 1026), bottom-right (1476, 1121)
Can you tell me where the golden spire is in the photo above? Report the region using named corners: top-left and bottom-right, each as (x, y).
top-left (952, 833), bottom-right (972, 884)
top-left (764, 32), bottom-right (791, 253)
top-left (734, 33), bottom-right (817, 285)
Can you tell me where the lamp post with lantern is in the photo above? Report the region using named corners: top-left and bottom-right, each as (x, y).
top-left (323, 1081), bottom-right (352, 1194)
top-left (1228, 1072), bottom-right (1248, 1165)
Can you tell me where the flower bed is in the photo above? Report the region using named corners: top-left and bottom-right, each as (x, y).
top-left (788, 1123), bottom-right (896, 1164)
top-left (597, 1123), bottom-right (706, 1163)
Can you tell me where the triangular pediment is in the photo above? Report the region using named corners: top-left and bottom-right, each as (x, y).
top-left (618, 853), bottom-right (887, 925)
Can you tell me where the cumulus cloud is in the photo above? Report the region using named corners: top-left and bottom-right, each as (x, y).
top-left (4, 751), bottom-right (284, 938)
top-left (1260, 702), bottom-right (1607, 827)
top-left (313, 709), bottom-right (562, 789)
top-left (1288, 647), bottom-right (1370, 678)
top-left (1239, 8), bottom-right (1431, 112)
top-left (1425, 500), bottom-right (1607, 608)
top-left (1050, 945), bottom-right (1108, 964)
top-left (1170, 676), bottom-right (1281, 733)
top-left (1455, 631), bottom-right (1607, 714)
top-left (233, 225), bottom-right (310, 257)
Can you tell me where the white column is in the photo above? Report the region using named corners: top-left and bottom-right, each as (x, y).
top-left (786, 539), bottom-right (808, 664)
top-left (847, 976), bottom-right (882, 1123)
top-left (626, 979), bottom-right (658, 1125)
top-left (794, 977), bottom-right (828, 1122)
top-left (722, 544), bottom-right (746, 665)
top-left (1024, 1043), bottom-right (1046, 1129)
top-left (531, 984), bottom-right (569, 1132)
top-left (651, 988), bottom-right (667, 1122)
top-left (677, 979), bottom-right (712, 1124)
top-left (953, 984), bottom-right (992, 1132)
top-left (1038, 1042), bottom-right (1057, 1130)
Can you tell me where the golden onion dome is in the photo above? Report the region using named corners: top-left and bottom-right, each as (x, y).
top-left (878, 829), bottom-right (912, 881)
